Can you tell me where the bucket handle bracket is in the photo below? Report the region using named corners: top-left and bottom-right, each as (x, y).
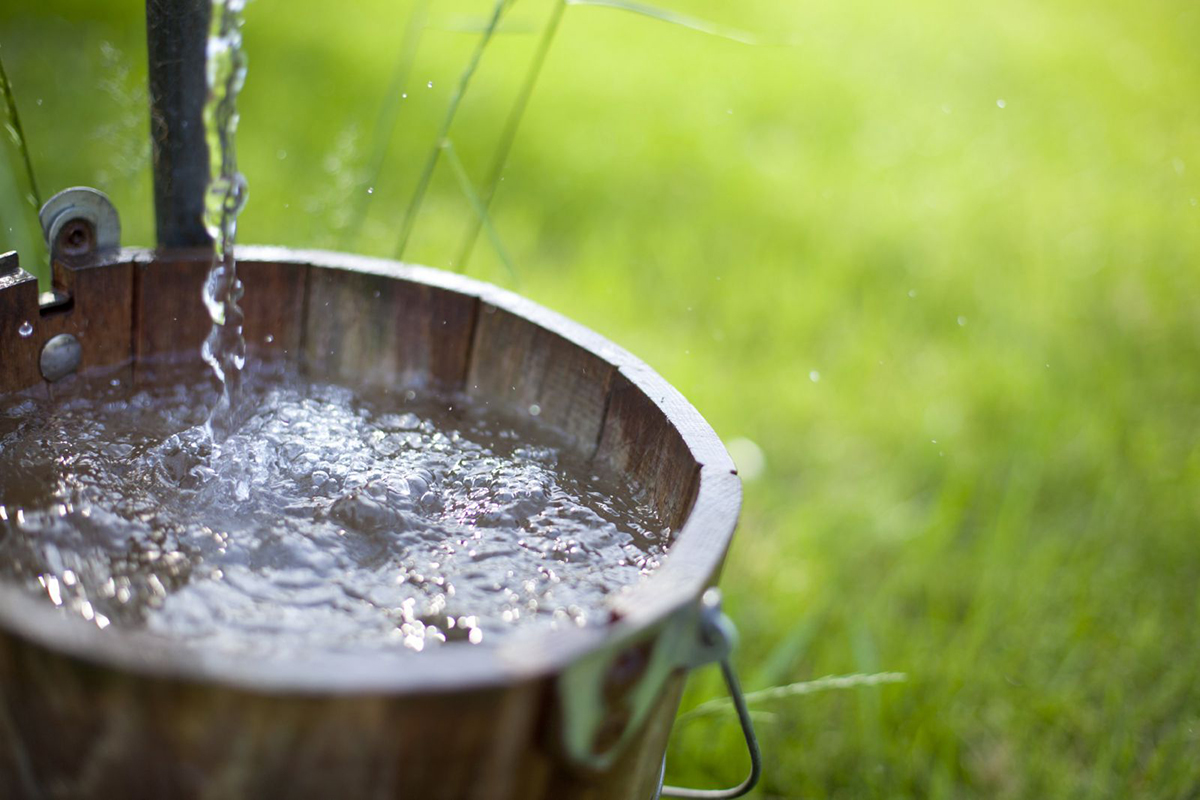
top-left (556, 589), bottom-right (761, 797)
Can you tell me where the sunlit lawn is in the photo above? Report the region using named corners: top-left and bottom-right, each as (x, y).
top-left (3, 0), bottom-right (1199, 796)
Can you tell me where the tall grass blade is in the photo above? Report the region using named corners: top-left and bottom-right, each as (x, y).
top-left (393, 0), bottom-right (511, 260)
top-left (455, 0), bottom-right (566, 271)
top-left (428, 14), bottom-right (534, 35)
top-left (565, 0), bottom-right (761, 45)
top-left (442, 138), bottom-right (518, 283)
top-left (342, 0), bottom-right (431, 249)
top-left (676, 671), bottom-right (908, 722)
top-left (0, 48), bottom-right (48, 287)
top-left (0, 53), bottom-right (41, 211)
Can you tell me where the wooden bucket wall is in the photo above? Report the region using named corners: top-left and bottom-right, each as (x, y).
top-left (0, 248), bottom-right (741, 800)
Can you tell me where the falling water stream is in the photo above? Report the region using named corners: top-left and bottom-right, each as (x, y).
top-left (200, 0), bottom-right (250, 440)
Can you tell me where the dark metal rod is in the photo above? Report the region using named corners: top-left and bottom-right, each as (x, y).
top-left (146, 0), bottom-right (212, 248)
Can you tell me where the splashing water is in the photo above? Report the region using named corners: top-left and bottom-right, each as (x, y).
top-left (201, 0), bottom-right (250, 440)
top-left (0, 365), bottom-right (669, 655)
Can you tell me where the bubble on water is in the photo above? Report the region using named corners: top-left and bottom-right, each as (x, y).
top-left (528, 404), bottom-right (541, 417)
top-left (17, 321), bottom-right (32, 338)
top-left (809, 370), bottom-right (821, 383)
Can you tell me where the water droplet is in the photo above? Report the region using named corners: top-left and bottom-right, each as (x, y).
top-left (367, 187), bottom-right (374, 194)
top-left (264, 334), bottom-right (274, 344)
top-left (427, 81), bottom-right (434, 89)
top-left (907, 289), bottom-right (917, 298)
top-left (957, 316), bottom-right (967, 326)
top-left (941, 104), bottom-right (952, 114)
top-left (996, 98), bottom-right (1007, 109)
top-left (402, 92), bottom-right (408, 99)
top-left (18, 321), bottom-right (32, 338)
top-left (277, 149), bottom-right (287, 159)
top-left (809, 370), bottom-right (821, 383)
top-left (528, 404), bottom-right (541, 417)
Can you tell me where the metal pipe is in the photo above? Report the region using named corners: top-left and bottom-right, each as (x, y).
top-left (146, 0), bottom-right (212, 248)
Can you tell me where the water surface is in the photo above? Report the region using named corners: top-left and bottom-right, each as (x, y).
top-left (0, 365), bottom-right (667, 657)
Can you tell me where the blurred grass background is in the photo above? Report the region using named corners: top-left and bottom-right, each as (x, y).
top-left (3, 0), bottom-right (1200, 796)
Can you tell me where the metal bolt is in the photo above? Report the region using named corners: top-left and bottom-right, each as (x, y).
top-left (40, 334), bottom-right (82, 383)
top-left (57, 219), bottom-right (95, 257)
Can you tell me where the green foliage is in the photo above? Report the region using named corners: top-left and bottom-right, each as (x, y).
top-left (2, 0), bottom-right (1199, 796)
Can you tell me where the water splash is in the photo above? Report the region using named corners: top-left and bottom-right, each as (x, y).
top-left (0, 365), bottom-right (669, 655)
top-left (201, 0), bottom-right (250, 440)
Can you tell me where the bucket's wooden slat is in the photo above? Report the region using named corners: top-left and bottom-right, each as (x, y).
top-left (0, 269), bottom-right (42, 395)
top-left (133, 254), bottom-right (306, 369)
top-left (241, 259), bottom-right (309, 359)
top-left (303, 267), bottom-right (477, 391)
top-left (43, 259), bottom-right (135, 384)
top-left (133, 255), bottom-right (210, 363)
top-left (0, 259), bottom-right (134, 395)
top-left (0, 631), bottom-right (549, 800)
top-left (595, 371), bottom-right (700, 529)
top-left (466, 303), bottom-right (615, 457)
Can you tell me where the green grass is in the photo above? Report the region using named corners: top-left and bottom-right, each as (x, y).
top-left (3, 0), bottom-right (1200, 796)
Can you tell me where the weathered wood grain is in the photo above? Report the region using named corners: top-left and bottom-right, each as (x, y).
top-left (0, 266), bottom-right (42, 395)
top-left (133, 250), bottom-right (306, 371)
top-left (302, 264), bottom-right (477, 391)
top-left (466, 303), bottom-right (616, 458)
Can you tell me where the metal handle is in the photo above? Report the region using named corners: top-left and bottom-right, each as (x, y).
top-left (657, 596), bottom-right (762, 799)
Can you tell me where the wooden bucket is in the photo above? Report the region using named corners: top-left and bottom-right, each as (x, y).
top-left (0, 244), bottom-right (742, 799)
